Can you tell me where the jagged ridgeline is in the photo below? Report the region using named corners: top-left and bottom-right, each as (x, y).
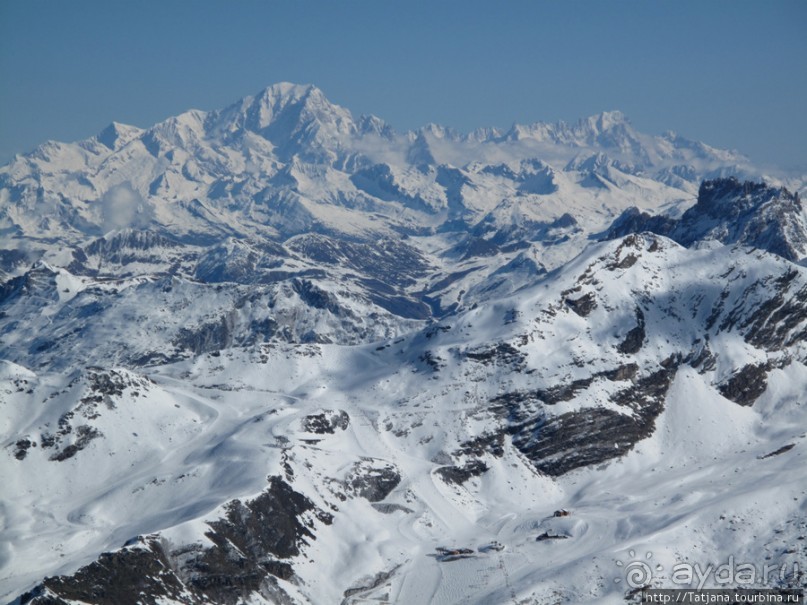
top-left (2, 84), bottom-right (806, 604)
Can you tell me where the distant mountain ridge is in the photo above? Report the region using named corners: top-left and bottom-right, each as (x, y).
top-left (3, 82), bottom-right (797, 320)
top-left (0, 83), bottom-right (764, 246)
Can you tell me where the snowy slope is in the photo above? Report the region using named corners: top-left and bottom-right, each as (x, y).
top-left (3, 235), bottom-right (807, 604)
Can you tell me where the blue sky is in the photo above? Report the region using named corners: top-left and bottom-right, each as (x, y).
top-left (1, 1), bottom-right (805, 172)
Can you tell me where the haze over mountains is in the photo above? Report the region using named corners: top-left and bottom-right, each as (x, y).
top-left (1, 84), bottom-right (806, 604)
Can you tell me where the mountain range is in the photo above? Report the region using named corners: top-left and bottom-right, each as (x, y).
top-left (1, 83), bottom-right (806, 604)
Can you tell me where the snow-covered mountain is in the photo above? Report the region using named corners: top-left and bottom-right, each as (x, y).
top-left (606, 178), bottom-right (807, 261)
top-left (2, 84), bottom-right (806, 604)
top-left (0, 83), bottom-right (764, 255)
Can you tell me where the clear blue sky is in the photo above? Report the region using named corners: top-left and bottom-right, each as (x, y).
top-left (1, 1), bottom-right (805, 172)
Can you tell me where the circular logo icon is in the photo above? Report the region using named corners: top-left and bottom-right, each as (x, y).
top-left (614, 550), bottom-right (661, 588)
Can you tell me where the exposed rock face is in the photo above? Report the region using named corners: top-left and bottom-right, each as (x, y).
top-left (20, 477), bottom-right (327, 605)
top-left (565, 292), bottom-right (597, 317)
top-left (81, 230), bottom-right (182, 270)
top-left (48, 424), bottom-right (102, 462)
top-left (21, 538), bottom-right (194, 605)
top-left (13, 438), bottom-right (34, 460)
top-left (739, 270), bottom-right (807, 350)
top-left (489, 365), bottom-right (679, 477)
top-left (286, 235), bottom-right (431, 290)
top-left (465, 343), bottom-right (526, 369)
top-left (602, 208), bottom-right (676, 242)
top-left (181, 476), bottom-right (328, 602)
top-left (302, 410), bottom-right (350, 434)
top-left (346, 459), bottom-right (401, 502)
top-left (456, 432), bottom-right (506, 459)
top-left (435, 459), bottom-right (489, 485)
top-left (605, 178), bottom-right (807, 262)
top-left (617, 308), bottom-right (646, 354)
top-left (718, 362), bottom-right (770, 406)
top-left (684, 180), bottom-right (806, 261)
top-left (489, 363), bottom-right (639, 409)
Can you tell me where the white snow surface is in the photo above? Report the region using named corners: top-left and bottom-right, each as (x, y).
top-left (2, 235), bottom-right (806, 603)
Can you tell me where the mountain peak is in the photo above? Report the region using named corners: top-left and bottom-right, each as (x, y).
top-left (248, 82), bottom-right (343, 124)
top-left (357, 114), bottom-right (395, 138)
top-left (503, 110), bottom-right (634, 147)
top-left (606, 177), bottom-right (807, 261)
top-left (215, 82), bottom-right (356, 151)
top-left (96, 121), bottom-right (144, 150)
top-left (255, 82), bottom-right (323, 105)
top-left (581, 110), bottom-right (629, 131)
top-left (573, 111), bottom-right (636, 144)
top-left (418, 123), bottom-right (460, 141)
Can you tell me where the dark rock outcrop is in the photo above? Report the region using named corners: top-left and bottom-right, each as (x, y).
top-left (465, 343), bottom-right (526, 369)
top-left (617, 308), bottom-right (646, 354)
top-left (21, 538), bottom-right (194, 605)
top-left (604, 178), bottom-right (807, 262)
top-left (565, 292), bottom-right (597, 317)
top-left (302, 410), bottom-right (350, 434)
top-left (490, 363), bottom-right (638, 409)
top-left (435, 459), bottom-right (489, 485)
top-left (19, 476), bottom-right (328, 605)
top-left (346, 459), bottom-right (401, 502)
top-left (504, 365), bottom-right (678, 476)
top-left (717, 362), bottom-right (770, 406)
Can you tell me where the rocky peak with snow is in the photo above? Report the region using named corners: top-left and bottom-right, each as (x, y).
top-left (606, 177), bottom-right (807, 261)
top-left (95, 121), bottom-right (145, 151)
top-left (509, 110), bottom-right (633, 144)
top-left (214, 83), bottom-right (357, 158)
